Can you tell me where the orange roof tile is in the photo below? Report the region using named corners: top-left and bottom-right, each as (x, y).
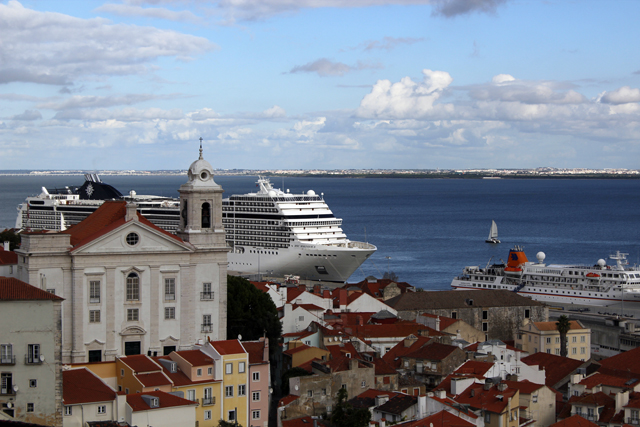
top-left (455, 361), bottom-right (493, 376)
top-left (136, 372), bottom-right (172, 388)
top-left (173, 349), bottom-right (213, 367)
top-left (126, 390), bottom-right (198, 412)
top-left (550, 415), bottom-right (599, 427)
top-left (521, 352), bottom-right (584, 388)
top-left (599, 347), bottom-right (640, 377)
top-left (0, 246), bottom-right (17, 265)
top-left (120, 354), bottom-right (162, 373)
top-left (0, 276), bottom-right (64, 301)
top-left (533, 321), bottom-right (585, 331)
top-left (210, 339), bottom-right (246, 355)
top-left (243, 340), bottom-right (268, 365)
top-left (455, 383), bottom-right (517, 413)
top-left (63, 368), bottom-right (116, 405)
top-left (579, 373), bottom-right (637, 389)
top-left (395, 410), bottom-right (475, 427)
top-left (279, 395), bottom-right (299, 407)
top-left (503, 380), bottom-right (545, 395)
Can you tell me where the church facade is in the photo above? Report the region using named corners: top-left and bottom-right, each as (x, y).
top-left (15, 150), bottom-right (229, 363)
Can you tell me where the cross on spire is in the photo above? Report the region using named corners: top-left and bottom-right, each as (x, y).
top-left (199, 137), bottom-right (203, 159)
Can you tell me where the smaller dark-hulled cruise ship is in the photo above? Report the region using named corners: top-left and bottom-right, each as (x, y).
top-left (16, 171), bottom-right (375, 283)
top-left (451, 246), bottom-right (640, 307)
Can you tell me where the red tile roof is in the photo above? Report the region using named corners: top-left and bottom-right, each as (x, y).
top-left (283, 416), bottom-right (329, 427)
top-left (599, 347), bottom-right (640, 377)
top-left (120, 354), bottom-right (162, 373)
top-left (383, 335), bottom-right (434, 369)
top-left (153, 356), bottom-right (220, 387)
top-left (279, 394), bottom-right (299, 407)
top-left (136, 372), bottom-right (172, 388)
top-left (173, 349), bottom-right (213, 367)
top-left (0, 276), bottom-right (64, 301)
top-left (420, 313), bottom-right (459, 331)
top-left (210, 339), bottom-right (246, 355)
top-left (427, 394), bottom-right (479, 419)
top-left (550, 415), bottom-right (600, 427)
top-left (403, 342), bottom-right (460, 362)
top-left (63, 368), bottom-right (116, 405)
top-left (346, 321), bottom-right (443, 340)
top-left (579, 373), bottom-right (635, 389)
top-left (0, 247), bottom-right (17, 265)
top-left (521, 352), bottom-right (584, 388)
top-left (533, 321), bottom-right (585, 331)
top-left (503, 380), bottom-right (545, 395)
top-left (455, 383), bottom-right (517, 413)
top-left (454, 361), bottom-right (493, 376)
top-left (243, 340), bottom-right (268, 365)
top-left (64, 200), bottom-right (183, 250)
top-left (395, 410), bottom-right (475, 427)
top-left (126, 390), bottom-right (198, 412)
top-left (347, 278), bottom-right (414, 299)
top-left (284, 344), bottom-right (313, 356)
top-left (373, 357), bottom-right (399, 376)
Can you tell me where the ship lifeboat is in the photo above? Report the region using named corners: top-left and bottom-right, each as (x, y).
top-left (586, 272), bottom-right (600, 278)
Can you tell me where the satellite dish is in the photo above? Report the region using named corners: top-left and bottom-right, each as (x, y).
top-left (294, 385), bottom-right (299, 391)
top-left (238, 334), bottom-right (242, 341)
top-left (40, 355), bottom-right (45, 362)
top-left (6, 402), bottom-right (12, 409)
top-left (13, 385), bottom-right (19, 392)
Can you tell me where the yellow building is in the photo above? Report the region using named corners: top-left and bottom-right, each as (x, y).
top-left (200, 339), bottom-right (250, 426)
top-left (516, 320), bottom-right (591, 361)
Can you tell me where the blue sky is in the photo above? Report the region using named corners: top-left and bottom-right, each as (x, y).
top-left (1, 0), bottom-right (640, 171)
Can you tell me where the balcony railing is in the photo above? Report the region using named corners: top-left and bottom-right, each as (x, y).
top-left (165, 294), bottom-right (175, 301)
top-left (627, 419), bottom-right (640, 425)
top-left (0, 356), bottom-right (16, 365)
top-left (25, 356), bottom-right (43, 365)
top-left (202, 397), bottom-right (215, 406)
top-left (89, 297), bottom-right (100, 303)
top-left (202, 324), bottom-right (213, 333)
top-left (200, 292), bottom-right (214, 300)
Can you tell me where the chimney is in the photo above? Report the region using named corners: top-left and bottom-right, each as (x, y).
top-left (298, 284), bottom-right (306, 292)
top-left (314, 284), bottom-right (321, 295)
top-left (404, 335), bottom-right (418, 348)
top-left (3, 241), bottom-right (9, 251)
top-left (125, 202), bottom-right (138, 222)
top-left (338, 289), bottom-right (347, 308)
top-left (436, 316), bottom-right (441, 331)
top-left (323, 289), bottom-right (331, 299)
top-left (357, 315), bottom-right (363, 326)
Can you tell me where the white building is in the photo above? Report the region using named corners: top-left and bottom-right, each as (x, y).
top-left (15, 149), bottom-right (229, 363)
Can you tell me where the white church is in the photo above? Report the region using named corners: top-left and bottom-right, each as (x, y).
top-left (15, 148), bottom-right (229, 363)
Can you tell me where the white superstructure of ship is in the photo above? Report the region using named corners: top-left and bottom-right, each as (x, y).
top-left (450, 246), bottom-right (640, 306)
top-left (15, 175), bottom-right (375, 282)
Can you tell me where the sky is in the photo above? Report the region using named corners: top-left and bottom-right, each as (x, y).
top-left (1, 0), bottom-right (640, 171)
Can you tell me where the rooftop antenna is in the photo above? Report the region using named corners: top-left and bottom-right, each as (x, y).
top-left (199, 137), bottom-right (203, 159)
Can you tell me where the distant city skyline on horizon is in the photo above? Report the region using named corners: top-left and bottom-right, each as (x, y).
top-left (1, 0), bottom-right (640, 171)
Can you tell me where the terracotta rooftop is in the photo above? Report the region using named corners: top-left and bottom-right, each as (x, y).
top-left (550, 415), bottom-right (600, 427)
top-left (64, 200), bottom-right (183, 250)
top-left (136, 372), bottom-right (172, 388)
top-left (503, 380), bottom-right (546, 395)
top-left (279, 394), bottom-right (300, 407)
top-left (420, 313), bottom-right (459, 330)
top-left (373, 357), bottom-right (399, 376)
top-left (403, 342), bottom-right (460, 361)
top-left (126, 390), bottom-right (198, 412)
top-left (154, 356), bottom-right (220, 387)
top-left (173, 349), bottom-right (213, 367)
top-left (395, 410), bottom-right (476, 427)
top-left (599, 346), bottom-right (640, 377)
top-left (120, 354), bottom-right (162, 373)
top-left (521, 352), bottom-right (585, 388)
top-left (0, 246), bottom-right (17, 265)
top-left (533, 320), bottom-right (585, 331)
top-left (347, 278), bottom-right (414, 299)
top-left (387, 289), bottom-right (545, 310)
top-left (383, 335), bottom-right (434, 369)
top-left (349, 389), bottom-right (401, 409)
top-left (0, 276), bottom-right (64, 301)
top-left (282, 416), bottom-right (329, 427)
top-left (63, 368), bottom-right (116, 405)
top-left (455, 383), bottom-right (517, 413)
top-left (243, 340), bottom-right (268, 365)
top-left (454, 361), bottom-right (493, 376)
top-left (579, 373), bottom-right (638, 389)
top-left (210, 339), bottom-right (247, 355)
top-left (345, 321), bottom-right (443, 340)
top-left (377, 393), bottom-right (418, 415)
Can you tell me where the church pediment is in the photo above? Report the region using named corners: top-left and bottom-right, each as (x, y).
top-left (73, 221), bottom-right (193, 255)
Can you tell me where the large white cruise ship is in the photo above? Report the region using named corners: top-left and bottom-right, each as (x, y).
top-left (450, 246), bottom-right (640, 307)
top-left (15, 175), bottom-right (376, 282)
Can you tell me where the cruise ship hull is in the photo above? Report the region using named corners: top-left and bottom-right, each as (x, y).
top-left (451, 247), bottom-right (640, 307)
top-left (15, 175), bottom-right (376, 283)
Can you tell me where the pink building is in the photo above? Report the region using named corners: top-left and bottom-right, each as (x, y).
top-left (243, 338), bottom-right (271, 427)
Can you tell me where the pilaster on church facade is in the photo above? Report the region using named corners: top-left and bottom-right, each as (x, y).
top-left (15, 149), bottom-right (230, 364)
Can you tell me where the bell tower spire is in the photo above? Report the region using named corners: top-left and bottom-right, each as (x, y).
top-left (176, 138), bottom-right (226, 248)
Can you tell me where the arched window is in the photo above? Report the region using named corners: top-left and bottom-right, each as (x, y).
top-left (201, 202), bottom-right (211, 229)
top-left (181, 199), bottom-right (188, 228)
top-left (126, 272), bottom-right (139, 301)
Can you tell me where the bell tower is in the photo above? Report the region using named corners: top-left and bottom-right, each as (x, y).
top-left (177, 138), bottom-right (226, 248)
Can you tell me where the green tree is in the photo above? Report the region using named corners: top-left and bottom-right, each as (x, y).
top-left (330, 388), bottom-right (371, 427)
top-left (226, 275), bottom-right (281, 346)
top-left (0, 229), bottom-right (20, 251)
top-left (556, 315), bottom-right (571, 358)
top-left (217, 419), bottom-right (242, 427)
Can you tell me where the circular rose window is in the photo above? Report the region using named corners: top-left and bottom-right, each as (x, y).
top-left (126, 232), bottom-right (139, 246)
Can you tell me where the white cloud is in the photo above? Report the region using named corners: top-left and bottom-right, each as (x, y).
top-left (355, 69), bottom-right (454, 119)
top-left (0, 1), bottom-right (215, 86)
top-left (10, 110), bottom-right (43, 121)
top-left (289, 59), bottom-right (382, 77)
top-left (431, 0), bottom-right (509, 18)
top-left (96, 3), bottom-right (201, 23)
top-left (599, 86), bottom-right (640, 105)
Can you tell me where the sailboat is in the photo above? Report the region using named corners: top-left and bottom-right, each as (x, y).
top-left (485, 220), bottom-right (500, 244)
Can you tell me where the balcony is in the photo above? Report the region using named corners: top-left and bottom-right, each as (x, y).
top-left (200, 292), bottom-right (214, 301)
top-left (627, 419), bottom-right (640, 425)
top-left (0, 356), bottom-right (16, 365)
top-left (202, 397), bottom-right (215, 406)
top-left (165, 294), bottom-right (175, 301)
top-left (202, 324), bottom-right (213, 333)
top-left (25, 356), bottom-right (43, 365)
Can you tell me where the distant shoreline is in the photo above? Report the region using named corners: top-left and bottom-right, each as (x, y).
top-left (1, 171), bottom-right (639, 179)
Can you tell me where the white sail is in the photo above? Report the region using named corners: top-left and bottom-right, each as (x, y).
top-left (489, 220), bottom-right (498, 239)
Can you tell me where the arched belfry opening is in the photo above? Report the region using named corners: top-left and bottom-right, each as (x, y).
top-left (201, 202), bottom-right (211, 228)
